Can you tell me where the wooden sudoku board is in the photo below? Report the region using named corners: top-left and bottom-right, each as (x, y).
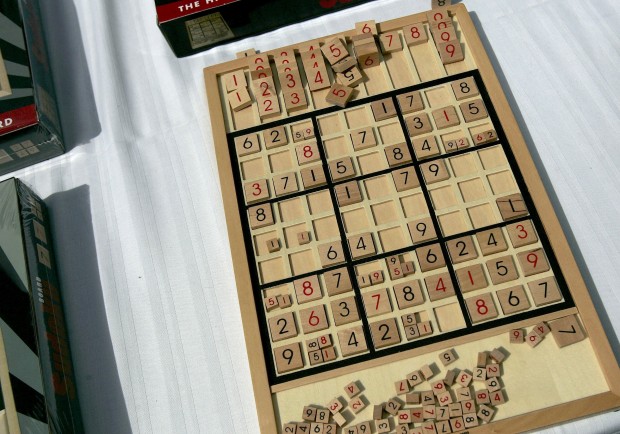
top-left (204, 4), bottom-right (620, 433)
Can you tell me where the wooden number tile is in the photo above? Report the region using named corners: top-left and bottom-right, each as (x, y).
top-left (371, 98), bottom-right (397, 121)
top-left (437, 40), bottom-right (465, 64)
top-left (385, 144), bottom-right (412, 167)
top-left (264, 295), bottom-right (279, 312)
top-left (370, 270), bottom-right (385, 285)
top-left (263, 126), bottom-right (288, 149)
top-left (486, 255), bottom-right (519, 285)
top-left (416, 243), bottom-right (446, 272)
top-left (351, 127), bottom-right (377, 151)
top-left (308, 349), bottom-right (323, 366)
top-left (344, 380), bottom-right (362, 399)
top-left (403, 23), bottom-right (428, 46)
top-left (355, 20), bottom-right (377, 35)
top-left (465, 293), bottom-right (499, 323)
top-left (395, 380), bottom-right (410, 395)
top-left (451, 77), bottom-right (480, 101)
top-left (331, 296), bottom-right (360, 326)
top-left (533, 322), bottom-right (550, 337)
top-left (336, 66), bottom-right (364, 88)
top-left (299, 305), bottom-right (329, 334)
top-left (278, 294), bottom-right (293, 308)
top-left (228, 86), bottom-right (253, 111)
top-left (408, 217), bottom-right (438, 245)
top-left (318, 241), bottom-right (346, 267)
top-left (284, 89), bottom-right (309, 112)
top-left (332, 56), bottom-right (357, 73)
top-left (379, 31), bottom-right (403, 53)
top-left (324, 267), bottom-right (353, 296)
top-left (507, 220), bottom-right (538, 248)
top-left (303, 405), bottom-right (317, 421)
top-left (252, 76), bottom-right (277, 100)
top-left (477, 404), bottom-right (495, 423)
top-left (474, 389), bottom-right (490, 406)
top-left (338, 325), bottom-right (368, 357)
top-left (362, 288), bottom-right (392, 318)
top-left (450, 417), bottom-right (465, 432)
top-left (549, 315), bottom-right (586, 348)
top-left (294, 275), bottom-right (323, 304)
top-left (412, 136), bottom-right (441, 160)
top-left (443, 136), bottom-right (469, 153)
top-left (432, 106), bottom-right (460, 129)
top-left (528, 276), bottom-right (563, 307)
top-left (397, 90), bottom-right (424, 114)
top-left (326, 83), bottom-right (355, 108)
top-left (295, 141), bottom-right (321, 165)
top-left (273, 172), bottom-right (300, 196)
top-left (392, 166), bottom-right (420, 192)
top-left (455, 264), bottom-right (488, 293)
top-left (234, 133), bottom-right (261, 157)
top-left (401, 261), bottom-right (416, 276)
top-left (329, 157), bottom-right (356, 181)
top-left (517, 248), bottom-right (550, 277)
top-left (316, 408), bottom-right (330, 423)
top-left (248, 204), bottom-right (275, 230)
top-left (473, 129), bottom-right (498, 146)
top-left (274, 342), bottom-right (304, 374)
top-left (267, 238), bottom-right (281, 253)
top-left (526, 329), bottom-right (543, 347)
top-left (348, 233), bottom-right (377, 259)
top-left (300, 165), bottom-right (327, 189)
top-left (328, 397), bottom-right (344, 414)
top-left (405, 113), bottom-right (434, 137)
top-left (407, 370), bottom-right (424, 387)
top-left (297, 231), bottom-right (312, 245)
top-left (244, 179), bottom-right (270, 203)
top-left (431, 26), bottom-right (457, 45)
top-left (404, 323), bottom-right (420, 340)
top-left (355, 43), bottom-right (381, 69)
top-left (268, 312), bottom-right (299, 342)
top-left (357, 274), bottom-right (371, 289)
top-left (321, 38), bottom-right (349, 65)
top-left (370, 318), bottom-right (401, 349)
top-left (475, 227), bottom-right (508, 255)
top-left (386, 255), bottom-right (403, 280)
top-left (335, 181), bottom-right (363, 207)
top-left (424, 272), bottom-right (456, 302)
top-left (393, 280), bottom-right (425, 309)
top-left (456, 373), bottom-right (473, 388)
top-left (463, 414), bottom-right (479, 428)
top-left (279, 67), bottom-right (303, 91)
top-left (420, 160), bottom-right (450, 184)
top-left (439, 349), bottom-right (458, 366)
top-left (510, 328), bottom-right (525, 343)
top-left (282, 422), bottom-right (297, 433)
top-left (257, 95), bottom-right (281, 119)
top-left (485, 377), bottom-right (502, 393)
top-left (376, 419), bottom-right (391, 433)
top-left (497, 285), bottom-right (531, 315)
top-left (459, 100), bottom-right (488, 123)
top-left (446, 236), bottom-right (478, 264)
top-left (427, 8), bottom-right (449, 23)
top-left (224, 69), bottom-right (247, 92)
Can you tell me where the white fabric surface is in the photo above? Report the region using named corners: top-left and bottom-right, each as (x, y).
top-left (1, 0), bottom-right (619, 432)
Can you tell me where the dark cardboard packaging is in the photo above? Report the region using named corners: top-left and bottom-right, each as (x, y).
top-left (0, 0), bottom-right (64, 176)
top-left (155, 0), bottom-right (378, 57)
top-left (0, 178), bottom-right (83, 433)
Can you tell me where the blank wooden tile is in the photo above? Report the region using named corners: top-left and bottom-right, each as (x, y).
top-left (437, 40), bottom-right (465, 64)
top-left (392, 166), bottom-right (420, 191)
top-left (248, 204), bottom-right (275, 229)
top-left (424, 272), bottom-right (455, 302)
top-left (331, 296), bottom-right (360, 326)
top-left (326, 83), bottom-right (354, 108)
top-left (294, 275), bottom-right (323, 304)
top-left (526, 329), bottom-right (543, 347)
top-left (451, 77), bottom-right (479, 101)
top-left (379, 31), bottom-right (403, 53)
top-left (338, 325), bottom-right (368, 357)
top-left (439, 349), bottom-right (458, 366)
top-left (497, 285), bottom-right (531, 315)
top-left (348, 232), bottom-right (376, 259)
top-left (321, 38), bottom-right (349, 65)
top-left (371, 98), bottom-right (398, 121)
top-left (455, 264), bottom-right (487, 293)
top-left (476, 351), bottom-right (488, 368)
top-left (332, 55), bottom-right (357, 73)
top-left (412, 135), bottom-right (441, 159)
top-left (267, 238), bottom-right (281, 253)
top-left (324, 267), bottom-right (353, 295)
top-left (408, 217), bottom-right (438, 245)
top-left (517, 248), bottom-right (550, 277)
top-left (263, 126), bottom-right (288, 149)
top-left (475, 227), bottom-right (508, 255)
top-left (336, 65), bottom-right (365, 87)
top-left (416, 243), bottom-right (446, 272)
top-left (393, 280), bottom-right (425, 309)
top-left (318, 242), bottom-right (346, 267)
top-left (486, 255), bottom-right (519, 285)
top-left (397, 90), bottom-right (425, 113)
top-left (299, 304), bottom-right (329, 334)
top-left (403, 23), bottom-right (428, 46)
top-left (332, 413), bottom-right (346, 427)
top-left (295, 141), bottom-right (321, 165)
top-left (268, 312), bottom-right (298, 342)
top-left (273, 172), bottom-right (299, 196)
top-left (446, 236), bottom-right (478, 264)
top-left (274, 342), bottom-right (304, 373)
top-left (507, 220), bottom-right (538, 248)
top-left (405, 113), bottom-right (434, 137)
top-left (362, 288), bottom-right (392, 318)
top-left (329, 157), bottom-right (356, 181)
top-left (235, 133), bottom-right (261, 157)
top-left (228, 86), bottom-right (253, 111)
top-left (528, 276), bottom-right (563, 307)
top-left (244, 179), bottom-right (270, 203)
top-left (432, 106), bottom-right (460, 129)
top-left (420, 160), bottom-right (450, 184)
top-left (385, 143), bottom-right (413, 167)
top-left (300, 165), bottom-right (327, 189)
top-left (549, 315), bottom-right (586, 348)
top-left (335, 181), bottom-right (363, 206)
top-left (465, 293), bottom-right (498, 323)
top-left (370, 318), bottom-right (401, 348)
top-left (444, 369), bottom-right (458, 386)
top-left (460, 99), bottom-right (488, 122)
top-left (351, 127), bottom-right (377, 150)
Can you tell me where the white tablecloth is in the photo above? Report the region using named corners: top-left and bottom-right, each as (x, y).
top-left (2, 0), bottom-right (619, 432)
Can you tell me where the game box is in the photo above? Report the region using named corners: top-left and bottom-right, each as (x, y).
top-left (204, 3), bottom-right (620, 433)
top-left (0, 0), bottom-right (64, 177)
top-left (0, 178), bottom-right (83, 433)
top-left (155, 0), bottom-right (378, 57)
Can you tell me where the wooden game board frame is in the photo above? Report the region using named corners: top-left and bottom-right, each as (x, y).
top-left (204, 4), bottom-right (620, 433)
top-left (0, 48), bottom-right (12, 98)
